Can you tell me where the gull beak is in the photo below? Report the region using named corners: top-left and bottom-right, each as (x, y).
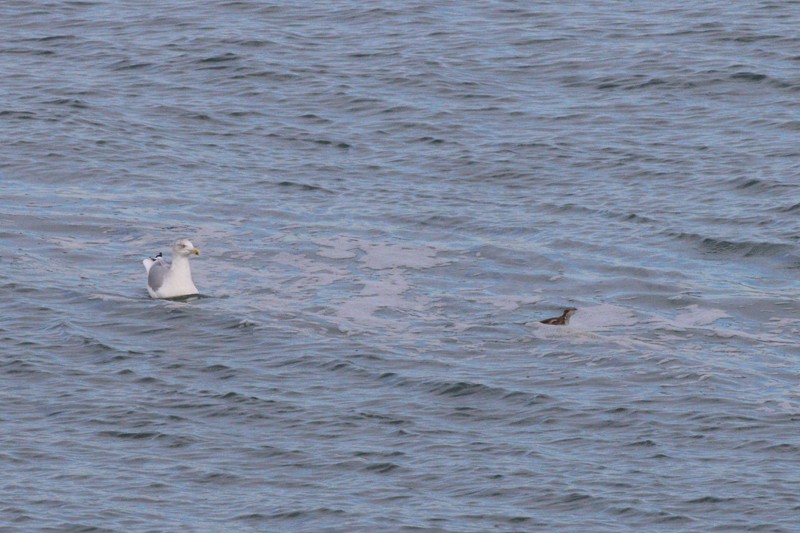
top-left (191, 248), bottom-right (200, 255)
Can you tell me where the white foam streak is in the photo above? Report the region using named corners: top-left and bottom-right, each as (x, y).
top-left (313, 236), bottom-right (450, 270)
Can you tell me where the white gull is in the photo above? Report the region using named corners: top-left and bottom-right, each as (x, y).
top-left (142, 239), bottom-right (201, 298)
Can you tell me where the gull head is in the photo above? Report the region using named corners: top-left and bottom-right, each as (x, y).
top-left (172, 238), bottom-right (200, 257)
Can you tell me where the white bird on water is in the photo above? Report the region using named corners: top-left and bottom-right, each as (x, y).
top-left (142, 239), bottom-right (201, 298)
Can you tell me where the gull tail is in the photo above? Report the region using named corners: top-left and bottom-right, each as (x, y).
top-left (142, 252), bottom-right (162, 273)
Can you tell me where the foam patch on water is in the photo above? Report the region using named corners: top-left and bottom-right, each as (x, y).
top-left (647, 304), bottom-right (729, 332)
top-left (526, 304), bottom-right (679, 353)
top-left (528, 304), bottom-right (650, 346)
top-left (765, 317), bottom-right (800, 331)
top-left (672, 304), bottom-right (730, 327)
top-left (313, 236), bottom-right (450, 270)
top-left (569, 304), bottom-right (640, 329)
top-left (273, 251), bottom-right (343, 274)
top-left (465, 294), bottom-right (542, 312)
top-left (703, 326), bottom-right (796, 346)
top-left (292, 236), bottom-right (452, 334)
top-left (314, 236), bottom-right (360, 260)
top-left (646, 305), bottom-right (797, 346)
top-left (359, 243), bottom-right (449, 270)
top-left (272, 251), bottom-right (349, 281)
top-left (524, 304), bottom-right (638, 331)
top-left (333, 271), bottom-right (429, 333)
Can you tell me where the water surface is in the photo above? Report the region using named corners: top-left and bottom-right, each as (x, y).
top-left (1, 1), bottom-right (799, 531)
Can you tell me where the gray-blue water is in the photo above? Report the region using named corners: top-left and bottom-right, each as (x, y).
top-left (2, 1), bottom-right (799, 531)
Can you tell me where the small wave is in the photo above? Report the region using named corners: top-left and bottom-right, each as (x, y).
top-left (621, 212), bottom-right (657, 224)
top-left (97, 430), bottom-right (162, 440)
top-left (4, 47), bottom-right (55, 56)
top-left (297, 113), bottom-right (333, 125)
top-left (198, 53), bottom-right (240, 63)
top-left (232, 70), bottom-right (300, 81)
top-left (426, 380), bottom-right (499, 398)
top-left (356, 411), bottom-right (409, 426)
top-left (362, 462), bottom-right (401, 474)
top-left (730, 71), bottom-right (768, 82)
top-left (416, 136), bottom-right (447, 145)
top-left (201, 363), bottom-right (234, 373)
top-left (220, 38), bottom-right (278, 47)
top-left (778, 202), bottom-right (800, 213)
top-left (725, 176), bottom-right (790, 193)
top-left (665, 231), bottom-right (793, 258)
top-left (226, 319), bottom-right (258, 330)
top-left (734, 178), bottom-right (764, 190)
top-left (96, 430), bottom-right (194, 448)
top-left (110, 60), bottom-right (153, 71)
top-left (257, 507), bottom-right (347, 521)
top-left (625, 439), bottom-right (658, 447)
top-left (0, 110), bottom-right (36, 119)
top-left (420, 379), bottom-right (546, 406)
top-left (763, 443), bottom-right (800, 453)
top-left (311, 138), bottom-right (350, 149)
top-left (319, 358), bottom-right (372, 379)
top-left (276, 180), bottom-right (334, 193)
top-left (45, 98), bottom-right (89, 109)
top-left (566, 66), bottom-right (797, 94)
top-left (685, 495), bottom-right (737, 504)
top-left (23, 34), bottom-right (76, 43)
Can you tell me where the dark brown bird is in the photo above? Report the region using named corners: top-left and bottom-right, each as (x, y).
top-left (539, 307), bottom-right (577, 325)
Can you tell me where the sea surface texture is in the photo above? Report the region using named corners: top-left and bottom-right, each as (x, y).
top-left (2, 1), bottom-right (799, 531)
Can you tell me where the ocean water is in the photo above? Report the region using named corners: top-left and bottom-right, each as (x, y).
top-left (1, 1), bottom-right (799, 531)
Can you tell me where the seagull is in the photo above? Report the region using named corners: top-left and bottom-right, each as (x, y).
top-left (142, 239), bottom-right (201, 298)
top-left (540, 307), bottom-right (577, 325)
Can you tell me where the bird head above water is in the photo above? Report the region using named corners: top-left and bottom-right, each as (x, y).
top-left (172, 239), bottom-right (200, 257)
top-left (540, 307), bottom-right (578, 325)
